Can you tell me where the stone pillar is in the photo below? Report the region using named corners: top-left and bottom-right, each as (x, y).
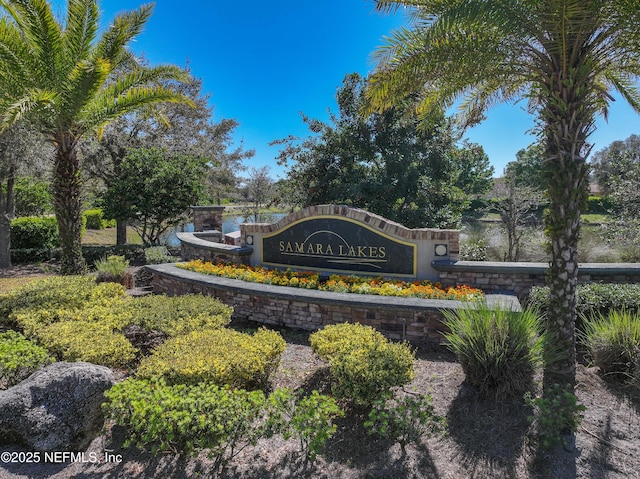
top-left (192, 206), bottom-right (225, 232)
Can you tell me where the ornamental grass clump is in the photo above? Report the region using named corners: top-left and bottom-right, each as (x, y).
top-left (310, 323), bottom-right (415, 407)
top-left (583, 310), bottom-right (640, 382)
top-left (94, 255), bottom-right (134, 289)
top-left (442, 305), bottom-right (546, 399)
top-left (136, 328), bottom-right (286, 390)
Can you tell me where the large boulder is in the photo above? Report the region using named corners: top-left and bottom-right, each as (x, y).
top-left (0, 362), bottom-right (114, 451)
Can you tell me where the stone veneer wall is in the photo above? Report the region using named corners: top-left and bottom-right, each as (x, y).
top-left (147, 263), bottom-right (518, 344)
top-left (192, 206), bottom-right (225, 232)
top-left (177, 232), bottom-right (252, 265)
top-left (433, 261), bottom-right (640, 300)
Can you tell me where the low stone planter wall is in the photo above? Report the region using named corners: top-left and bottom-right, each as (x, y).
top-left (147, 263), bottom-right (519, 345)
top-left (433, 261), bottom-right (640, 300)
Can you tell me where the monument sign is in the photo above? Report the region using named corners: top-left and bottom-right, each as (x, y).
top-left (262, 216), bottom-right (416, 276)
top-left (241, 205), bottom-right (459, 281)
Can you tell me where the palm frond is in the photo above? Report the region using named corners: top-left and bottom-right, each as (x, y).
top-left (93, 3), bottom-right (154, 71)
top-left (59, 57), bottom-right (110, 124)
top-left (99, 65), bottom-right (190, 101)
top-left (0, 17), bottom-right (35, 92)
top-left (0, 0), bottom-right (63, 85)
top-left (608, 75), bottom-right (640, 115)
top-left (80, 85), bottom-right (193, 132)
top-left (62, 0), bottom-right (99, 68)
top-left (0, 88), bottom-right (55, 131)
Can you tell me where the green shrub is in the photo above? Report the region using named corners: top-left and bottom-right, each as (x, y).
top-left (14, 177), bottom-right (53, 217)
top-left (528, 283), bottom-right (640, 320)
top-left (442, 305), bottom-right (546, 398)
top-left (0, 276), bottom-right (126, 323)
top-left (83, 208), bottom-right (115, 230)
top-left (36, 321), bottom-right (137, 367)
top-left (460, 238), bottom-right (488, 261)
top-left (13, 299), bottom-right (134, 337)
top-left (525, 383), bottom-right (586, 449)
top-left (94, 255), bottom-right (133, 288)
top-left (310, 323), bottom-right (415, 407)
top-left (104, 379), bottom-right (267, 470)
top-left (364, 391), bottom-right (446, 453)
top-left (10, 216), bottom-right (60, 249)
top-left (0, 330), bottom-right (53, 389)
top-left (137, 327), bottom-right (286, 389)
top-left (144, 246), bottom-right (174, 265)
top-left (266, 388), bottom-right (343, 462)
top-left (310, 322), bottom-right (382, 360)
top-left (126, 294), bottom-right (232, 336)
top-left (586, 195), bottom-right (614, 215)
top-left (10, 247), bottom-right (61, 264)
top-left (583, 310), bottom-right (640, 380)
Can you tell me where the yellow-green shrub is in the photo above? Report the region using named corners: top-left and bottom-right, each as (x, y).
top-left (126, 294), bottom-right (233, 336)
top-left (310, 322), bottom-right (383, 360)
top-left (310, 323), bottom-right (415, 407)
top-left (14, 299), bottom-right (132, 337)
top-left (0, 330), bottom-right (54, 388)
top-left (36, 321), bottom-right (137, 368)
top-left (137, 327), bottom-right (286, 389)
top-left (0, 276), bottom-right (126, 323)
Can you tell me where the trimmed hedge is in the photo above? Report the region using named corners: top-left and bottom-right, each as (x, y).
top-left (0, 276), bottom-right (126, 324)
top-left (310, 323), bottom-right (415, 407)
top-left (104, 379), bottom-right (268, 464)
top-left (83, 208), bottom-right (116, 230)
top-left (36, 321), bottom-right (136, 368)
top-left (136, 328), bottom-right (286, 389)
top-left (10, 216), bottom-right (59, 249)
top-left (527, 283), bottom-right (640, 320)
top-left (3, 277), bottom-right (233, 368)
top-left (126, 294), bottom-right (232, 336)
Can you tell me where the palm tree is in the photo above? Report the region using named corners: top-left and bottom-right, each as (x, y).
top-left (0, 0), bottom-right (192, 274)
top-left (366, 0), bottom-right (640, 392)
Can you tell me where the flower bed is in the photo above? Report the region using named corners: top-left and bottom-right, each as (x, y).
top-left (177, 259), bottom-right (483, 301)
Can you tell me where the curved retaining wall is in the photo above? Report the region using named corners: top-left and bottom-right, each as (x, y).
top-left (147, 263), bottom-right (519, 345)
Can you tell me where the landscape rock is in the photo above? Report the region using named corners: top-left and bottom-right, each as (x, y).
top-left (0, 361), bottom-right (114, 451)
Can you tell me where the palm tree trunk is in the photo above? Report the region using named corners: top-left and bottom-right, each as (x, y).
top-left (53, 138), bottom-right (86, 275)
top-left (542, 75), bottom-right (593, 393)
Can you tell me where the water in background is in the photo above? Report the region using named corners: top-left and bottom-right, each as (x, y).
top-left (163, 212), bottom-right (287, 247)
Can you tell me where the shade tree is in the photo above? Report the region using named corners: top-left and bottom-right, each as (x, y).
top-left (274, 73), bottom-right (493, 229)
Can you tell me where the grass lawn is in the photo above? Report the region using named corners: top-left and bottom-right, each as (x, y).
top-left (82, 226), bottom-right (143, 246)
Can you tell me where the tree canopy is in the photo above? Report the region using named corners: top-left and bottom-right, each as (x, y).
top-left (101, 147), bottom-right (208, 246)
top-left (275, 73), bottom-right (493, 229)
top-left (590, 134), bottom-right (640, 194)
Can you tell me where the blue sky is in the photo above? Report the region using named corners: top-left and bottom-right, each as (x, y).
top-left (56, 1), bottom-right (640, 179)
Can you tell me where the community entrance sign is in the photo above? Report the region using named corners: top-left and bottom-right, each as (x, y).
top-left (262, 216), bottom-right (416, 276)
top-left (241, 205), bottom-right (460, 281)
